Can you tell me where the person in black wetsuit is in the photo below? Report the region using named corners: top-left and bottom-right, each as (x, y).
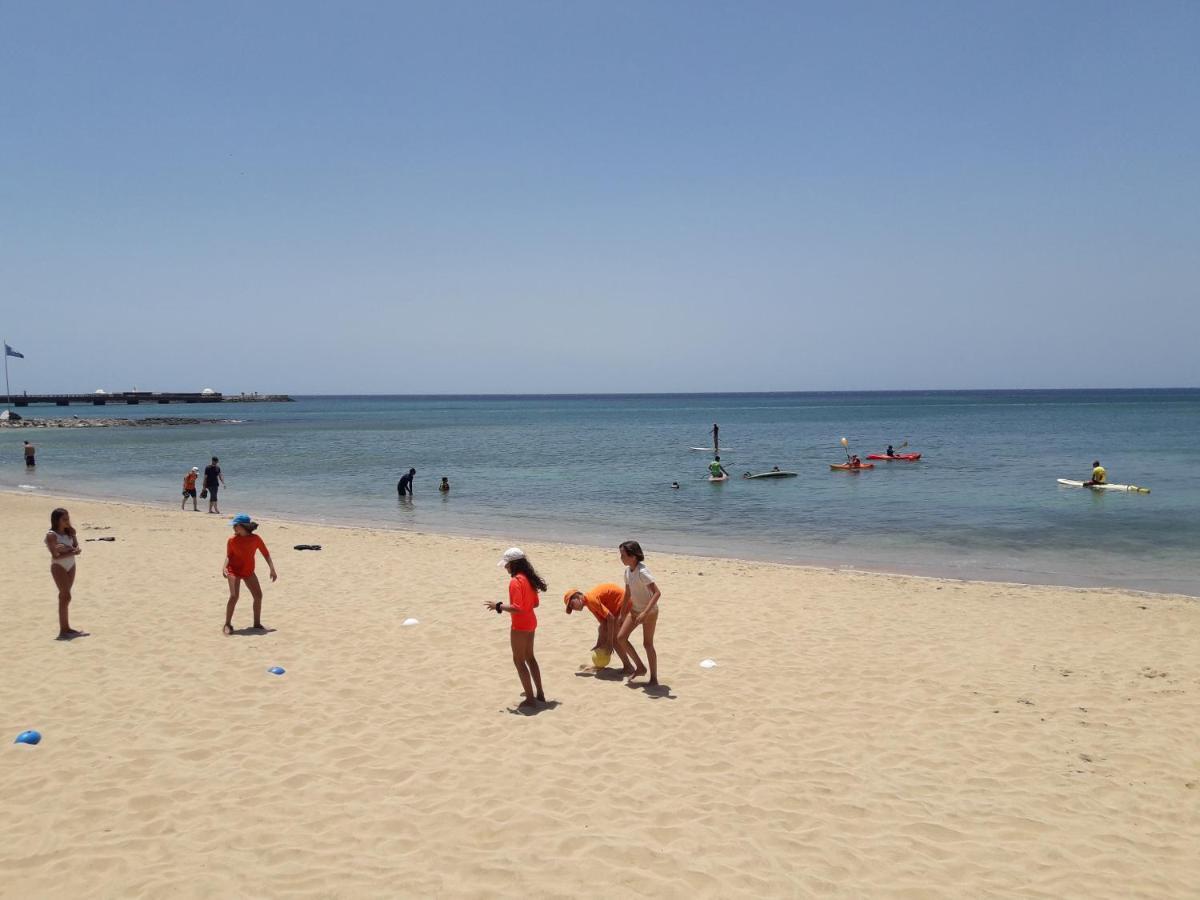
top-left (886, 445), bottom-right (895, 457)
top-left (397, 468), bottom-right (416, 497)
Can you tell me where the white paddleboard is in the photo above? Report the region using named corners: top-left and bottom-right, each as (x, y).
top-left (691, 447), bottom-right (734, 451)
top-left (743, 471), bottom-right (798, 479)
top-left (708, 474), bottom-right (728, 482)
top-left (1057, 479), bottom-right (1150, 494)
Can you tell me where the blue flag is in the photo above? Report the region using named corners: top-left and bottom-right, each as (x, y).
top-left (4, 344), bottom-right (23, 359)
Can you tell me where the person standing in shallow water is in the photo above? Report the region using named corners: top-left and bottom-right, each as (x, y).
top-left (397, 468), bottom-right (416, 497)
top-left (24, 440), bottom-right (36, 467)
top-left (45, 507), bottom-right (83, 639)
top-left (485, 547), bottom-right (547, 710)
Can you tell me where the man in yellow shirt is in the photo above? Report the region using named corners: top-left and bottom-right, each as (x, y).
top-left (1085, 460), bottom-right (1106, 486)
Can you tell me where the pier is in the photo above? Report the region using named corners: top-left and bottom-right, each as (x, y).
top-left (7, 391), bottom-right (223, 407)
top-left (5, 391), bottom-right (294, 407)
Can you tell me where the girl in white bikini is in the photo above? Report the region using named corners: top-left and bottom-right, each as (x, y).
top-left (615, 540), bottom-right (661, 686)
top-left (45, 507), bottom-right (83, 639)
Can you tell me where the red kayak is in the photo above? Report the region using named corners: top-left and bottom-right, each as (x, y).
top-left (866, 453), bottom-right (922, 461)
top-left (830, 462), bottom-right (874, 471)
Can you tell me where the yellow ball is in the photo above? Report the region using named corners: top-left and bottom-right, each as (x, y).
top-left (591, 649), bottom-right (612, 669)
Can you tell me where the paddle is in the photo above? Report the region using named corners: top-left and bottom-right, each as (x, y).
top-left (840, 436), bottom-right (851, 464)
top-left (889, 440), bottom-right (909, 457)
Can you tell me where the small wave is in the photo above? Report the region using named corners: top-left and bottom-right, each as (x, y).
top-left (18, 484), bottom-right (39, 490)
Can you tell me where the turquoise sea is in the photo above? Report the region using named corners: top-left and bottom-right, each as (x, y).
top-left (4, 390), bottom-right (1198, 595)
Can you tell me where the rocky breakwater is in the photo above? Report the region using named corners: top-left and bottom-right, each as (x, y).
top-left (0, 414), bottom-right (242, 428)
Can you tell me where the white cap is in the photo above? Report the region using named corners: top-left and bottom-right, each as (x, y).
top-left (191, 466), bottom-right (200, 472)
top-left (498, 547), bottom-right (525, 567)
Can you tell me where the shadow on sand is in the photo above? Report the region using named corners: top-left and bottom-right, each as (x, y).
top-left (55, 630), bottom-right (91, 642)
top-left (506, 699), bottom-right (562, 717)
top-left (228, 625), bottom-right (277, 637)
top-left (626, 681), bottom-right (676, 700)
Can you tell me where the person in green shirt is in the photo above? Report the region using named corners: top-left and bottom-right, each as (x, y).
top-left (708, 456), bottom-right (729, 479)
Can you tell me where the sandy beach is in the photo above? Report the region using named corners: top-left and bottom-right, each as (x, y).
top-left (1, 489), bottom-right (1197, 898)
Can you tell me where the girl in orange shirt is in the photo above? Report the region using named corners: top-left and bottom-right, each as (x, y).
top-left (222, 514), bottom-right (277, 635)
top-left (485, 547), bottom-right (547, 710)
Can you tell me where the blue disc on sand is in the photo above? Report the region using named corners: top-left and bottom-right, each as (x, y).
top-left (268, 666), bottom-right (285, 676)
top-left (14, 730), bottom-right (41, 745)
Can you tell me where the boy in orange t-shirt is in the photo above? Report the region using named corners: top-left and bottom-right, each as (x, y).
top-left (222, 514), bottom-right (278, 635)
top-left (181, 467), bottom-right (200, 511)
top-left (564, 583), bottom-right (631, 670)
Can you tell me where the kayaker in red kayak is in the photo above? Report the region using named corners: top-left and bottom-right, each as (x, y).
top-left (886, 445), bottom-right (896, 458)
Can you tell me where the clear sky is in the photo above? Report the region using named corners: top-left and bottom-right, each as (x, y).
top-left (2, 1), bottom-right (1197, 394)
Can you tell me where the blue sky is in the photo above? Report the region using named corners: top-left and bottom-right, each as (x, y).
top-left (2, 1), bottom-right (1197, 393)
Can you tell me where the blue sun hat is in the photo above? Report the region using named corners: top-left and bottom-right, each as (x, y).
top-left (230, 513), bottom-right (258, 532)
top-left (14, 730), bottom-right (41, 745)
top-left (268, 666), bottom-right (285, 676)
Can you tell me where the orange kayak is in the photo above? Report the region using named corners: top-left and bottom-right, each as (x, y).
top-left (830, 463), bottom-right (874, 471)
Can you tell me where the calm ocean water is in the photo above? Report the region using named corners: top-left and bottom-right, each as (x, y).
top-left (4, 391), bottom-right (1198, 595)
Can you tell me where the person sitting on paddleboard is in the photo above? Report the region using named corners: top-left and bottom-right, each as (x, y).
top-left (1084, 460), bottom-right (1106, 486)
top-left (708, 457), bottom-right (729, 479)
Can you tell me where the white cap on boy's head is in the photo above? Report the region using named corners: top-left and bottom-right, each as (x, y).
top-left (498, 547), bottom-right (525, 566)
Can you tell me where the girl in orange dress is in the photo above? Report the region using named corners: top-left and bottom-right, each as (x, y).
top-left (222, 514), bottom-right (277, 634)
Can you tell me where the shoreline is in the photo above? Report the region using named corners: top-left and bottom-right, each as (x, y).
top-left (5, 485), bottom-right (1195, 602)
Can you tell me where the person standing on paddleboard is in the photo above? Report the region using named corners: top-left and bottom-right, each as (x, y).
top-left (1084, 460), bottom-right (1106, 487)
top-left (711, 423), bottom-right (719, 454)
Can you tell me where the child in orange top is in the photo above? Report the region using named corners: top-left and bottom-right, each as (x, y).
top-left (485, 547), bottom-right (547, 710)
top-left (222, 514), bottom-right (277, 635)
top-left (563, 583), bottom-right (632, 670)
top-left (181, 467), bottom-right (199, 511)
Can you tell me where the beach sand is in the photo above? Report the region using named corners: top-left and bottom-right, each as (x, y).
top-left (1, 490), bottom-right (1197, 898)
